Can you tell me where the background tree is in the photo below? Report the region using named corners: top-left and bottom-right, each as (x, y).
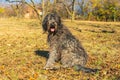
top-left (62, 0), bottom-right (76, 21)
top-left (6, 0), bottom-right (44, 23)
top-left (23, 0), bottom-right (43, 22)
top-left (3, 0), bottom-right (120, 22)
top-left (0, 7), bottom-right (5, 17)
top-left (6, 0), bottom-right (25, 18)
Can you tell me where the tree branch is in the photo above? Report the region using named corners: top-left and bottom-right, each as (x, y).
top-left (62, 3), bottom-right (72, 16)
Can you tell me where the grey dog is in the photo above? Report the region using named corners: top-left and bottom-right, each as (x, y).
top-left (42, 12), bottom-right (98, 73)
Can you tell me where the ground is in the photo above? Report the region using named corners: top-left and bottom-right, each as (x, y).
top-left (0, 18), bottom-right (120, 80)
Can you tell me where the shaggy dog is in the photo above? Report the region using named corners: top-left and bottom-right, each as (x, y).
top-left (42, 12), bottom-right (98, 73)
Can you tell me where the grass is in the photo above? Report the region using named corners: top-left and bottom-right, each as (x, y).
top-left (0, 18), bottom-right (120, 80)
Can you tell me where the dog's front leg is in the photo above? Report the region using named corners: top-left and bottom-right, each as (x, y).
top-left (44, 47), bottom-right (58, 70)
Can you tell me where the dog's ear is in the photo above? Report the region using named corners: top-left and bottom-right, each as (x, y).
top-left (42, 15), bottom-right (48, 32)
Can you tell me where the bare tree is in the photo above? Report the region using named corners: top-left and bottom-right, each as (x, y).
top-left (6, 0), bottom-right (24, 17)
top-left (6, 0), bottom-right (45, 23)
top-left (62, 0), bottom-right (76, 21)
top-left (23, 0), bottom-right (43, 23)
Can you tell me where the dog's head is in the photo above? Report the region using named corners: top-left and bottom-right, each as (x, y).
top-left (42, 13), bottom-right (62, 33)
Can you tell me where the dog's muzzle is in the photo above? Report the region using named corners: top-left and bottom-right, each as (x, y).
top-left (49, 22), bottom-right (56, 32)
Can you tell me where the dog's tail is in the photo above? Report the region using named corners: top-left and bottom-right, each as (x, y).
top-left (73, 65), bottom-right (99, 73)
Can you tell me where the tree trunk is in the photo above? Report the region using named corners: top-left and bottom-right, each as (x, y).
top-left (71, 11), bottom-right (75, 21)
top-left (71, 0), bottom-right (75, 21)
top-left (42, 0), bottom-right (45, 21)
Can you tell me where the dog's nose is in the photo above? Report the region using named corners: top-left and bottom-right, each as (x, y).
top-left (50, 22), bottom-right (55, 27)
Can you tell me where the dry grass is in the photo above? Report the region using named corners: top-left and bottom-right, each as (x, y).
top-left (0, 18), bottom-right (120, 80)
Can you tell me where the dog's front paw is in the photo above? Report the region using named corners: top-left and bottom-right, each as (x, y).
top-left (43, 65), bottom-right (58, 70)
top-left (43, 66), bottom-right (54, 70)
top-left (43, 64), bottom-right (54, 70)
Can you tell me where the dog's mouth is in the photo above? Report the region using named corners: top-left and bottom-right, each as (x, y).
top-left (50, 27), bottom-right (55, 32)
top-left (49, 24), bottom-right (56, 32)
top-left (48, 22), bottom-right (57, 33)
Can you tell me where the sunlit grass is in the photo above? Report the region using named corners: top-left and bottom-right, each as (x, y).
top-left (0, 18), bottom-right (120, 80)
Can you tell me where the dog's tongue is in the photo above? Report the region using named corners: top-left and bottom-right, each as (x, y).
top-left (50, 28), bottom-right (55, 32)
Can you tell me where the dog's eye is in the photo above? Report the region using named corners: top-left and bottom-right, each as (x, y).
top-left (47, 22), bottom-right (50, 24)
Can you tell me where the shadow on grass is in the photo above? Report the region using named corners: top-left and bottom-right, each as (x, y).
top-left (35, 50), bottom-right (49, 59)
